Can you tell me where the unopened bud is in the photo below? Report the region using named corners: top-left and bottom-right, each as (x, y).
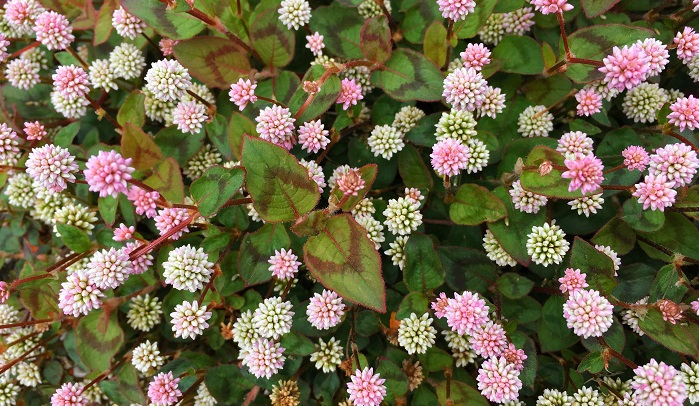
top-left (539, 160), bottom-right (553, 176)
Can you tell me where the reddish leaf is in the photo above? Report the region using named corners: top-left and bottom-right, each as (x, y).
top-left (143, 158), bottom-right (184, 203)
top-left (238, 223), bottom-right (291, 286)
top-left (173, 37), bottom-right (251, 89)
top-left (94, 0), bottom-right (119, 45)
top-left (360, 16), bottom-right (392, 64)
top-left (121, 123), bottom-right (163, 171)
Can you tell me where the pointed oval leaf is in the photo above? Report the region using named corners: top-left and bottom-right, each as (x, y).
top-left (117, 90), bottom-right (146, 128)
top-left (309, 5), bottom-right (364, 59)
top-left (57, 223), bottom-right (92, 253)
top-left (492, 35), bottom-right (544, 75)
top-left (570, 237), bottom-right (617, 295)
top-left (143, 157), bottom-right (185, 203)
top-left (453, 0), bottom-right (498, 39)
top-left (638, 308), bottom-right (699, 357)
top-left (190, 166), bottom-right (246, 217)
top-left (449, 184), bottom-right (507, 225)
top-left (251, 6), bottom-right (295, 68)
top-left (404, 234), bottom-right (445, 292)
top-left (373, 49), bottom-right (444, 102)
top-left (237, 223), bottom-right (291, 286)
top-left (361, 16), bottom-right (392, 64)
top-left (119, 0), bottom-right (205, 40)
top-left (228, 112), bottom-right (258, 160)
top-left (121, 123), bottom-right (163, 171)
top-left (423, 21), bottom-right (447, 67)
top-left (75, 309), bottom-right (124, 371)
top-left (173, 37), bottom-right (251, 89)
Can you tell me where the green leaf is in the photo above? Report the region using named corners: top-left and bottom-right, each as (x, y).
top-left (578, 351), bottom-right (605, 374)
top-left (116, 90), bottom-right (146, 128)
top-left (154, 126), bottom-right (206, 166)
top-left (523, 75), bottom-right (573, 106)
top-left (538, 296), bottom-right (579, 352)
top-left (361, 16), bottom-right (392, 64)
top-left (329, 164), bottom-right (378, 212)
top-left (57, 223), bottom-right (92, 253)
top-left (279, 331), bottom-right (315, 356)
top-left (304, 214), bottom-right (386, 312)
top-left (496, 273), bottom-right (534, 299)
top-left (453, 0), bottom-right (498, 39)
top-left (241, 136), bottom-right (320, 222)
top-left (398, 144), bottom-right (433, 189)
top-left (400, 0), bottom-right (442, 44)
top-left (404, 234), bottom-right (445, 292)
top-left (100, 364), bottom-right (147, 405)
top-left (121, 123), bottom-right (163, 171)
top-left (143, 158), bottom-right (185, 204)
top-left (205, 365), bottom-right (255, 403)
top-left (206, 114), bottom-right (232, 161)
top-left (637, 212), bottom-right (699, 262)
top-left (565, 24), bottom-right (654, 83)
top-left (423, 21), bottom-right (447, 68)
top-left (237, 223), bottom-right (290, 286)
top-left (649, 264), bottom-right (688, 302)
top-left (591, 217), bottom-right (636, 255)
top-left (581, 0), bottom-right (622, 18)
top-left (289, 65), bottom-right (342, 123)
top-left (228, 112), bottom-right (258, 160)
top-left (373, 48), bottom-right (444, 102)
top-left (417, 346), bottom-right (453, 372)
top-left (94, 0), bottom-right (118, 45)
top-left (309, 5), bottom-right (364, 59)
top-left (439, 247), bottom-right (498, 295)
top-left (251, 6), bottom-right (295, 68)
top-left (570, 237), bottom-right (617, 295)
top-left (119, 0), bottom-right (205, 40)
top-left (621, 198), bottom-right (665, 232)
top-left (173, 37), bottom-right (251, 88)
top-left (449, 184), bottom-right (507, 225)
top-left (98, 196), bottom-right (118, 226)
top-left (75, 309), bottom-right (124, 371)
top-left (406, 113), bottom-right (440, 147)
top-left (396, 292), bottom-right (429, 320)
top-left (53, 122), bottom-right (80, 148)
top-left (520, 145), bottom-right (586, 198)
top-left (376, 359), bottom-right (408, 400)
top-left (190, 166), bottom-right (246, 217)
top-left (436, 380), bottom-right (489, 406)
top-left (638, 309), bottom-right (699, 357)
top-left (492, 36), bottom-right (544, 75)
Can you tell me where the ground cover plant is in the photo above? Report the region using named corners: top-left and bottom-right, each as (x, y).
top-left (2, 0), bottom-right (699, 404)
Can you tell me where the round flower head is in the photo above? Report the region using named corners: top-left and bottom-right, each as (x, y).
top-left (310, 337), bottom-right (343, 373)
top-left (638, 38), bottom-right (670, 76)
top-left (437, 0), bottom-right (476, 21)
top-left (87, 247), bottom-right (132, 290)
top-left (681, 362), bottom-right (699, 404)
top-left (649, 143), bottom-right (698, 188)
top-left (5, 57), bottom-right (40, 90)
top-left (112, 7), bottom-right (145, 40)
top-left (464, 138), bottom-right (489, 174)
top-left (300, 159), bottom-right (326, 192)
top-left (33, 11), bottom-right (74, 50)
top-left (5, 0), bottom-right (45, 31)
top-left (306, 32), bottom-right (324, 56)
top-left (503, 343), bottom-right (527, 371)
top-left (575, 88), bottom-right (603, 117)
top-left (571, 387), bottom-right (603, 406)
top-left (502, 7), bottom-right (535, 36)
top-left (256, 105), bottom-right (296, 150)
top-left (307, 289), bottom-right (345, 330)
top-left (558, 131), bottom-right (594, 159)
top-left (51, 89), bottom-right (89, 118)
top-left (170, 300), bottom-right (211, 339)
top-left (127, 186), bottom-right (160, 218)
top-left (25, 144), bottom-right (78, 193)
top-left (268, 248), bottom-right (301, 280)
top-left (278, 0), bottom-right (311, 30)
top-left (298, 120), bottom-right (330, 153)
top-left (0, 123), bottom-right (19, 160)
top-left (397, 312), bottom-right (437, 354)
top-left (145, 59), bottom-right (192, 102)
top-left (478, 12), bottom-right (505, 45)
top-left (0, 303), bottom-right (19, 325)
top-left (163, 245), bottom-right (214, 292)
top-left (526, 222), bottom-right (570, 267)
top-left (622, 82), bottom-right (668, 123)
top-left (58, 269), bottom-right (104, 317)
top-left (337, 78), bottom-right (363, 110)
top-left (0, 33), bottom-right (7, 63)
top-left (243, 338), bottom-right (286, 379)
top-left (127, 294), bottom-right (163, 332)
top-left (558, 268), bottom-right (588, 294)
top-left (53, 65), bottom-right (90, 101)
top-left (633, 360), bottom-right (687, 406)
top-left (675, 27), bottom-right (699, 62)
top-left (431, 292), bottom-right (449, 319)
top-left (623, 145), bottom-right (650, 171)
top-left (668, 95), bottom-right (699, 132)
top-left (385, 235), bottom-right (409, 270)
top-left (444, 291), bottom-right (490, 336)
top-left (483, 229), bottom-right (517, 267)
top-left (357, 0), bottom-right (392, 18)
top-left (622, 296), bottom-right (649, 336)
top-left (658, 299), bottom-right (683, 324)
top-left (123, 240), bottom-right (153, 273)
top-left (460, 43), bottom-right (491, 70)
top-left (563, 289), bottom-right (614, 338)
top-left (84, 150), bottom-right (134, 198)
top-left (477, 356), bottom-right (522, 403)
top-left (518, 105), bottom-right (554, 138)
top-left (173, 100), bottom-right (207, 134)
top-left (599, 44), bottom-right (651, 91)
top-left (383, 196), bottom-right (423, 235)
top-left (159, 38), bottom-right (179, 56)
top-left (633, 174), bottom-right (677, 212)
top-left (392, 106), bottom-right (425, 134)
top-left (4, 173), bottom-right (36, 209)
top-left (15, 362), bottom-right (41, 387)
top-left (356, 214), bottom-right (385, 249)
top-left (336, 168), bottom-right (366, 196)
top-left (347, 367), bottom-right (387, 406)
top-left (132, 340), bottom-right (165, 374)
top-left (562, 153), bottom-right (604, 195)
top-left (443, 330), bottom-right (476, 367)
top-left (148, 372), bottom-right (181, 406)
top-left (569, 193), bottom-right (604, 217)
top-left (23, 121), bottom-right (46, 141)
top-left (443, 67), bottom-right (487, 112)
top-left (368, 124), bottom-right (405, 159)
top-left (477, 85), bottom-right (507, 118)
top-left (430, 138), bottom-right (470, 177)
top-left (229, 78), bottom-right (257, 110)
top-left (231, 310), bottom-right (260, 351)
top-left (510, 179), bottom-right (548, 214)
top-left (109, 43), bottom-right (145, 80)
top-left (52, 203), bottom-right (97, 236)
top-left (51, 382), bottom-right (87, 406)
top-left (530, 0), bottom-right (574, 14)
top-left (470, 321), bottom-right (508, 358)
top-left (88, 59), bottom-right (117, 92)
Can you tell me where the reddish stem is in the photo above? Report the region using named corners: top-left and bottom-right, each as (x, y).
top-left (9, 41), bottom-right (40, 59)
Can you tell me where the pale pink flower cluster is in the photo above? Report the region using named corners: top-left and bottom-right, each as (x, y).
top-left (470, 321), bottom-right (508, 358)
top-left (632, 360), bottom-right (687, 406)
top-left (84, 150), bottom-right (134, 198)
top-left (229, 78), bottom-right (257, 110)
top-left (159, 38), bottom-right (179, 56)
top-left (154, 207), bottom-right (190, 240)
top-left (23, 121), bottom-right (46, 141)
top-left (0, 281), bottom-right (9, 303)
top-left (622, 145), bottom-right (650, 171)
top-left (148, 372), bottom-right (181, 406)
top-left (256, 105), bottom-right (296, 150)
top-left (575, 88), bottom-right (603, 117)
top-left (561, 153), bottom-right (604, 195)
top-left (649, 143), bottom-right (698, 188)
top-left (430, 138), bottom-right (470, 177)
top-left (477, 356), bottom-right (522, 403)
top-left (87, 247), bottom-right (133, 290)
top-left (658, 299), bottom-right (683, 324)
top-left (112, 7), bottom-right (145, 40)
top-left (123, 242), bottom-right (153, 275)
top-left (53, 65), bottom-right (90, 101)
top-left (502, 343), bottom-right (527, 371)
top-left (693, 299), bottom-right (699, 315)
top-left (337, 78), bottom-right (363, 110)
top-left (599, 44), bottom-right (652, 91)
top-left (25, 144), bottom-right (79, 193)
top-left (437, 0), bottom-right (476, 21)
top-left (633, 174), bottom-right (677, 211)
top-left (530, 0), bottom-right (573, 14)
top-left (172, 100), bottom-right (207, 134)
top-left (127, 186), bottom-right (160, 218)
top-left (306, 32), bottom-right (325, 56)
top-left (440, 291), bottom-right (490, 336)
top-left (558, 268), bottom-right (588, 294)
top-left (668, 95), bottom-right (699, 132)
top-left (306, 289), bottom-right (345, 330)
top-left (562, 289), bottom-right (614, 338)
top-left (509, 180), bottom-right (547, 214)
top-left (243, 338), bottom-right (286, 378)
top-left (336, 168), bottom-right (366, 196)
top-left (33, 11), bottom-right (74, 50)
top-left (51, 382), bottom-right (87, 406)
top-left (639, 38), bottom-right (670, 76)
top-left (58, 270), bottom-right (104, 317)
top-left (556, 131), bottom-right (594, 159)
top-left (460, 43), bottom-right (491, 70)
top-left (347, 367), bottom-right (387, 406)
top-left (674, 27), bottom-right (699, 62)
top-left (0, 33), bottom-right (9, 64)
top-left (443, 67), bottom-right (487, 112)
top-left (113, 224), bottom-right (135, 241)
top-left (268, 248), bottom-right (301, 280)
top-left (170, 300), bottom-right (211, 339)
top-left (298, 120), bottom-right (330, 153)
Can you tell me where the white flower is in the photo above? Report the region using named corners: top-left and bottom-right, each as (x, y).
top-left (278, 0), bottom-right (311, 30)
top-left (355, 214), bottom-right (385, 249)
top-left (397, 313), bottom-right (437, 354)
top-left (127, 294), bottom-right (163, 332)
top-left (132, 340), bottom-right (165, 374)
top-left (252, 297), bottom-right (294, 340)
top-left (368, 125), bottom-right (405, 159)
top-left (170, 300), bottom-right (212, 339)
top-left (483, 230), bottom-right (517, 267)
top-left (383, 197), bottom-right (422, 236)
top-left (162, 245), bottom-right (214, 292)
top-left (310, 337), bottom-right (343, 373)
top-left (526, 222), bottom-right (570, 267)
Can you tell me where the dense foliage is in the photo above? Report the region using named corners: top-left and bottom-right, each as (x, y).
top-left (2, 0), bottom-right (699, 405)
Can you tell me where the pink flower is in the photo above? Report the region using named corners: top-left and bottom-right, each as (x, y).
top-left (575, 88), bottom-right (602, 117)
top-left (632, 360), bottom-right (687, 406)
top-left (510, 179), bottom-right (547, 214)
top-left (530, 0), bottom-right (574, 15)
top-left (58, 270), bottom-right (104, 317)
top-left (84, 150), bottom-right (134, 198)
top-left (336, 168), bottom-right (366, 196)
top-left (460, 43), bottom-right (491, 70)
top-left (444, 291), bottom-right (490, 336)
top-left (649, 143), bottom-right (699, 188)
top-left (692, 299), bottom-right (699, 315)
top-left (5, 0), bottom-right (44, 28)
top-left (268, 248), bottom-right (301, 280)
top-left (305, 32), bottom-right (325, 56)
top-left (127, 186), bottom-right (160, 218)
top-left (431, 292), bottom-right (449, 319)
top-left (477, 357), bottom-right (522, 403)
top-left (470, 321), bottom-right (508, 358)
top-left (307, 289), bottom-right (345, 330)
top-left (0, 33), bottom-right (9, 64)
top-left (171, 300), bottom-right (211, 339)
top-left (558, 268), bottom-right (588, 294)
top-left (633, 174), bottom-right (677, 211)
top-left (298, 120), bottom-right (330, 153)
top-left (25, 144), bottom-right (79, 193)
top-left (599, 44), bottom-right (651, 91)
top-left (229, 78), bottom-right (258, 110)
top-left (123, 241), bottom-right (153, 275)
top-left (159, 38), bottom-right (179, 56)
top-left (33, 11), bottom-right (74, 50)
top-left (668, 95), bottom-right (699, 132)
top-left (561, 153), bottom-right (604, 195)
top-left (638, 38), bottom-right (669, 76)
top-left (347, 367), bottom-right (387, 406)
top-left (430, 138), bottom-right (470, 177)
top-left (53, 65), bottom-right (89, 101)
top-left (658, 299), bottom-right (683, 324)
top-left (51, 382), bottom-right (87, 406)
top-left (256, 105), bottom-right (296, 150)
top-left (563, 289), bottom-right (614, 338)
top-left (674, 27), bottom-right (699, 62)
top-left (113, 224), bottom-right (135, 241)
top-left (173, 100), bottom-right (207, 134)
top-left (502, 343), bottom-right (527, 371)
top-left (0, 123), bottom-right (20, 159)
top-left (443, 67), bottom-right (487, 112)
top-left (87, 247), bottom-right (133, 290)
top-left (148, 372), bottom-right (181, 406)
top-left (622, 145), bottom-right (650, 171)
top-left (111, 7), bottom-right (145, 40)
top-left (243, 338), bottom-right (286, 379)
top-left (557, 131), bottom-right (594, 159)
top-left (23, 121), bottom-right (46, 141)
top-left (337, 78), bottom-right (363, 111)
top-left (154, 207), bottom-right (190, 240)
top-left (0, 281), bottom-right (10, 303)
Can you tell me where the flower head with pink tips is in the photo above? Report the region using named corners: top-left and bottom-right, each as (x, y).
top-left (561, 153), bottom-right (604, 195)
